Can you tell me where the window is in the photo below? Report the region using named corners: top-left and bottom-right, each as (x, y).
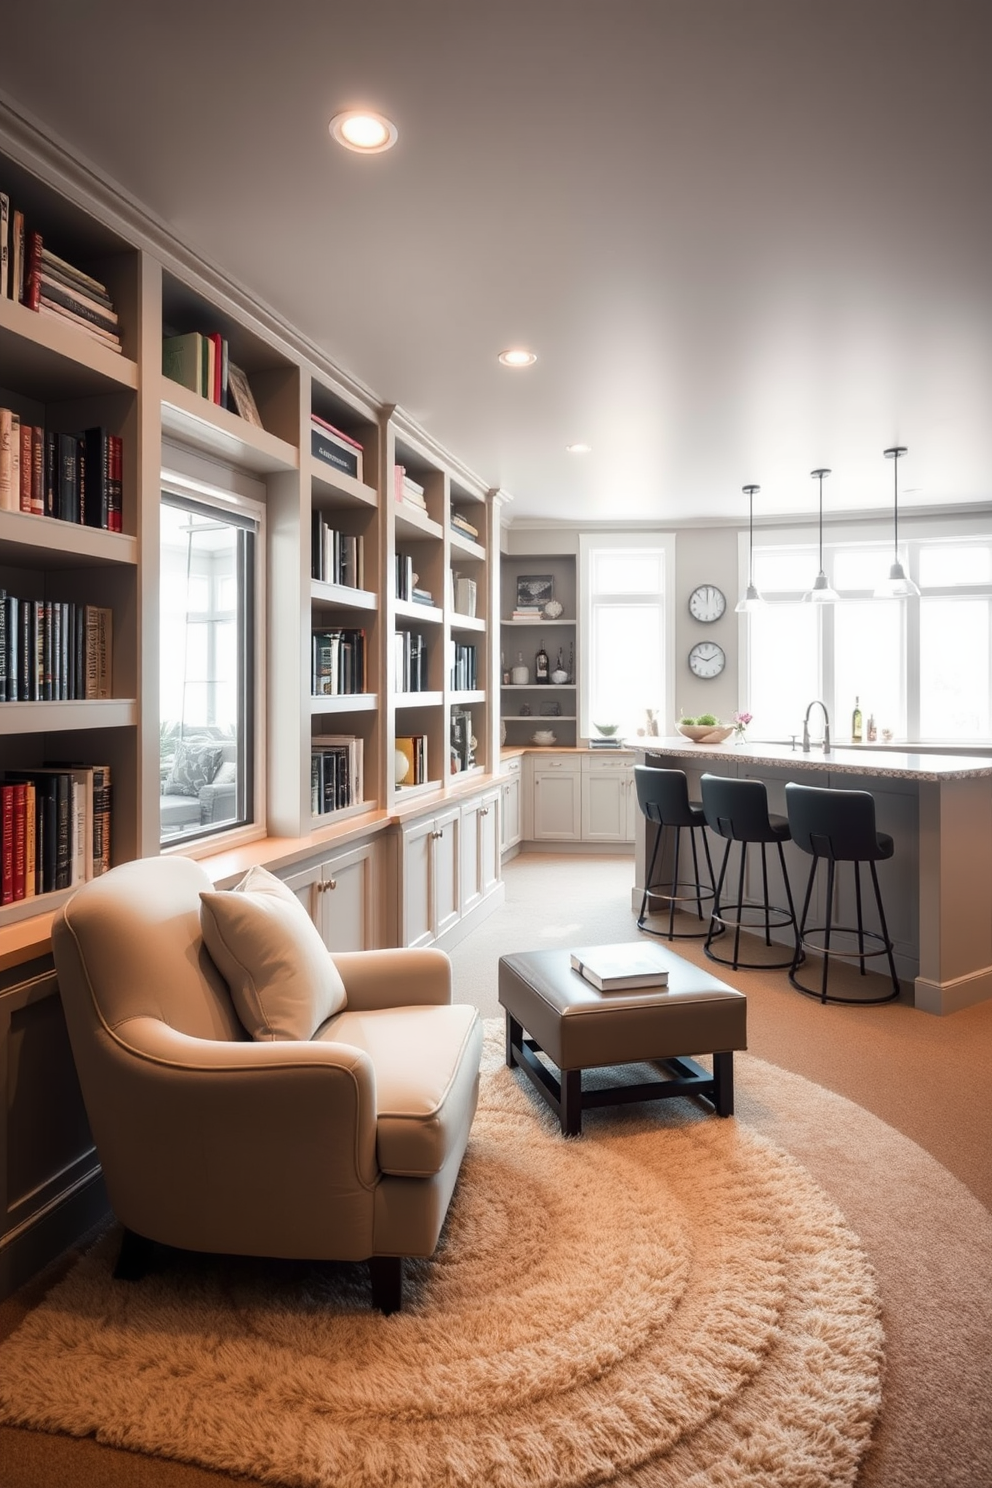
top-left (160, 487), bottom-right (261, 846)
top-left (744, 530), bottom-right (992, 744)
top-left (579, 534), bottom-right (674, 740)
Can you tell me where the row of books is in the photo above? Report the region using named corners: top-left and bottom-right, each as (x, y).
top-left (162, 333), bottom-right (262, 426)
top-left (0, 192), bottom-right (123, 353)
top-left (395, 629), bottom-right (428, 693)
top-left (396, 734), bottom-right (428, 787)
top-left (0, 596), bottom-right (111, 703)
top-left (395, 551), bottom-right (436, 606)
top-left (393, 464), bottom-right (427, 513)
top-left (311, 629), bottom-right (366, 697)
top-left (310, 513), bottom-right (365, 588)
top-left (0, 764), bottom-right (111, 904)
top-left (311, 414), bottom-right (364, 482)
top-left (311, 735), bottom-right (364, 816)
top-left (450, 509), bottom-right (479, 541)
top-left (451, 643), bottom-right (478, 692)
top-left (451, 574), bottom-right (477, 616)
top-left (0, 417), bottom-right (123, 528)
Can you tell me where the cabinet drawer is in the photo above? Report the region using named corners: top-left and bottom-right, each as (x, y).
top-left (583, 752), bottom-right (634, 772)
top-left (533, 752), bottom-right (580, 771)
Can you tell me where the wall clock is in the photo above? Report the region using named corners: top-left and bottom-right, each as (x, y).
top-left (688, 584), bottom-right (726, 623)
top-left (688, 640), bottom-right (726, 678)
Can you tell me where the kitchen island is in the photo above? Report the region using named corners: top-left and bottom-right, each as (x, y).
top-left (634, 739), bottom-right (992, 1014)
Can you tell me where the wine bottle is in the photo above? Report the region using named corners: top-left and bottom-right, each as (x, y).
top-left (535, 642), bottom-right (549, 683)
top-left (867, 713), bottom-right (877, 742)
top-left (851, 696), bottom-right (863, 743)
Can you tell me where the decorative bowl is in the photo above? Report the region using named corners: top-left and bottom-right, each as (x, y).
top-left (532, 729), bottom-right (557, 746)
top-left (593, 723), bottom-right (620, 737)
top-left (677, 724), bottom-right (734, 744)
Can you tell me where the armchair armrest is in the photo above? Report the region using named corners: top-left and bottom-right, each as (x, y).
top-left (330, 946), bottom-right (452, 1010)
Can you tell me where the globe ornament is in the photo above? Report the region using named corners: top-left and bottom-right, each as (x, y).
top-left (543, 599), bottom-right (563, 619)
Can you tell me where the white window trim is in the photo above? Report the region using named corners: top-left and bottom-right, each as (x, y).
top-left (159, 460), bottom-right (267, 856)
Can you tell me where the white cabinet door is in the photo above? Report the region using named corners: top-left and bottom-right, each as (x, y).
top-left (283, 841), bottom-right (378, 952)
top-left (500, 766), bottom-right (522, 851)
top-left (460, 795), bottom-right (484, 915)
top-left (582, 771), bottom-right (625, 840)
top-left (432, 806), bottom-right (461, 939)
top-left (479, 788), bottom-right (501, 896)
top-left (533, 769), bottom-right (581, 840)
top-left (401, 815), bottom-right (435, 948)
top-left (622, 773), bottom-right (638, 842)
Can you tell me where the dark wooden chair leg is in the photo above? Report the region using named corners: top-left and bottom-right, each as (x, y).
top-left (561, 1067), bottom-right (582, 1137)
top-left (113, 1227), bottom-right (155, 1281)
top-left (369, 1255), bottom-right (403, 1314)
top-left (506, 1012), bottom-right (522, 1068)
top-left (712, 1051), bottom-right (734, 1117)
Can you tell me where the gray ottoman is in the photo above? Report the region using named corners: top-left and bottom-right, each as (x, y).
top-left (498, 944), bottom-right (747, 1136)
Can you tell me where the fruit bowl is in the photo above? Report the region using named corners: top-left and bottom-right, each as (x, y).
top-left (593, 723), bottom-right (620, 737)
top-left (677, 724), bottom-right (734, 744)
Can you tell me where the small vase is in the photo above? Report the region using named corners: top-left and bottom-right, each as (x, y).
top-left (734, 730), bottom-right (747, 747)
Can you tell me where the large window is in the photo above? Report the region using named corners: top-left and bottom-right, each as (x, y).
top-left (579, 534), bottom-right (674, 740)
top-left (160, 487), bottom-right (260, 846)
top-left (744, 529), bottom-right (992, 744)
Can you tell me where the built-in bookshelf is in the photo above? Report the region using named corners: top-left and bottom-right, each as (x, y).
top-left (500, 552), bottom-right (577, 749)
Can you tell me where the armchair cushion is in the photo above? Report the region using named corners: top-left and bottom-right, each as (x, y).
top-left (200, 865), bottom-right (347, 1041)
top-left (163, 739), bottom-right (224, 797)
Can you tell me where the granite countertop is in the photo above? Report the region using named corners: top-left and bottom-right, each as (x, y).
top-left (636, 737), bottom-right (992, 782)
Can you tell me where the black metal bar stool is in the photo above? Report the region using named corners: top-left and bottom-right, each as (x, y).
top-left (634, 765), bottom-right (718, 939)
top-left (699, 773), bottom-right (801, 969)
top-left (784, 782), bottom-right (901, 1004)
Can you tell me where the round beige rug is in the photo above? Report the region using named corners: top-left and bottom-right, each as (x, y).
top-left (0, 1026), bottom-right (883, 1488)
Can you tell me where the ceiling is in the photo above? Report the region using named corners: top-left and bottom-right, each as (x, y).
top-left (1, 0), bottom-right (990, 526)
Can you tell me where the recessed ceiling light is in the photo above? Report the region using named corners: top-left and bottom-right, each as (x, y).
top-left (566, 442), bottom-right (592, 454)
top-left (329, 110), bottom-right (397, 153)
top-left (498, 348), bottom-right (537, 368)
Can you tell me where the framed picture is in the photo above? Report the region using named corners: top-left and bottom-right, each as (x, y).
top-left (227, 363), bottom-right (263, 428)
top-left (516, 574), bottom-right (554, 608)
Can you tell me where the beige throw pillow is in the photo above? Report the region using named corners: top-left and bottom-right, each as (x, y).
top-left (199, 865), bottom-right (346, 1041)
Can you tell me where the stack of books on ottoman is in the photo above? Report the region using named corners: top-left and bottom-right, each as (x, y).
top-left (570, 943), bottom-right (671, 991)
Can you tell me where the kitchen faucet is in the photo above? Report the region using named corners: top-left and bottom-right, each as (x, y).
top-left (802, 699), bottom-right (831, 754)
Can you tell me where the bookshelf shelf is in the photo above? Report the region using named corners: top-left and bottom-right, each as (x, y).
top-left (309, 460), bottom-right (378, 509)
top-left (310, 693), bottom-right (378, 717)
top-left (395, 691), bottom-right (444, 708)
top-left (0, 698), bottom-right (138, 734)
top-left (395, 598), bottom-right (443, 625)
top-left (0, 295), bottom-right (138, 399)
top-left (160, 379), bottom-right (298, 475)
top-left (0, 511), bottom-right (137, 568)
top-left (450, 531), bottom-right (485, 560)
top-left (394, 504), bottom-right (443, 542)
top-left (451, 613), bottom-right (486, 633)
top-left (310, 580), bottom-right (377, 613)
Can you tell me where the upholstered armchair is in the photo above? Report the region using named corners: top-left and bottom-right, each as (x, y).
top-left (51, 855), bottom-right (483, 1312)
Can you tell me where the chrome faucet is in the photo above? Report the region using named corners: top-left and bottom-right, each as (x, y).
top-left (802, 699), bottom-right (831, 754)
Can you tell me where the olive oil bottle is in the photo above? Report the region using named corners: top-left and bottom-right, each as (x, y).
top-left (851, 696), bottom-right (863, 743)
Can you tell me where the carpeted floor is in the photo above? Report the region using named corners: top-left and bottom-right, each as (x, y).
top-left (0, 852), bottom-right (990, 1488)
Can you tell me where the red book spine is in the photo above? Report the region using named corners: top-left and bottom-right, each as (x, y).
top-left (209, 333), bottom-right (223, 404)
top-left (19, 420), bottom-right (32, 512)
top-left (1, 785), bottom-right (14, 904)
top-left (24, 231), bottom-right (43, 312)
top-left (11, 783), bottom-right (26, 901)
top-left (109, 435), bottom-right (122, 532)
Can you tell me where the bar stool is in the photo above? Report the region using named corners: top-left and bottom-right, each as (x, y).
top-left (699, 773), bottom-right (801, 970)
top-left (785, 782), bottom-right (901, 1005)
top-left (634, 765), bottom-right (718, 939)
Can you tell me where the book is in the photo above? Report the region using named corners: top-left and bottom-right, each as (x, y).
top-left (569, 944), bottom-right (672, 992)
top-left (0, 408), bottom-right (13, 511)
top-left (24, 231), bottom-right (42, 312)
top-left (227, 363), bottom-right (262, 426)
top-left (0, 193), bottom-right (8, 298)
top-left (38, 301), bottom-right (122, 350)
top-left (163, 332), bottom-right (204, 394)
top-left (108, 435), bottom-right (123, 531)
top-left (39, 246), bottom-right (109, 300)
top-left (84, 604), bottom-right (113, 697)
top-left (18, 419), bottom-right (32, 513)
top-left (311, 422), bottom-right (362, 480)
top-left (11, 210), bottom-right (24, 305)
top-left (455, 575), bottom-right (477, 616)
top-left (82, 427), bottom-right (110, 528)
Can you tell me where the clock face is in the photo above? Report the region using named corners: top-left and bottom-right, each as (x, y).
top-left (688, 641), bottom-right (726, 679)
top-left (688, 584), bottom-right (726, 623)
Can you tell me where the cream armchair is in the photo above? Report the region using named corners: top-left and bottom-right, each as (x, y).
top-left (51, 855), bottom-right (483, 1312)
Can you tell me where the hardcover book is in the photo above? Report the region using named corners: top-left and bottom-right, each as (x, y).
top-left (311, 425), bottom-right (362, 481)
top-left (569, 943), bottom-right (671, 992)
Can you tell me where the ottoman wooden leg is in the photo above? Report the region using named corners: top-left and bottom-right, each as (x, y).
top-left (712, 1051), bottom-right (734, 1117)
top-left (561, 1068), bottom-right (583, 1137)
top-left (506, 1012), bottom-right (523, 1068)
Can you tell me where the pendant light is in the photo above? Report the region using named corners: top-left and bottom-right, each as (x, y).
top-left (802, 467), bottom-right (839, 603)
top-left (873, 446), bottom-right (920, 598)
top-left (735, 483), bottom-right (764, 612)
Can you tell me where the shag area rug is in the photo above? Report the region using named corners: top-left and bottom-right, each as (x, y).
top-left (0, 1025), bottom-right (884, 1488)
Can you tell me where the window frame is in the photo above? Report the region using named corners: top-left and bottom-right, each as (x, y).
top-left (578, 530), bottom-right (676, 741)
top-left (159, 463), bottom-right (267, 855)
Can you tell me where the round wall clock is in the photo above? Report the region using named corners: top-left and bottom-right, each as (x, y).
top-left (688, 640), bottom-right (726, 678)
top-left (688, 584), bottom-right (726, 623)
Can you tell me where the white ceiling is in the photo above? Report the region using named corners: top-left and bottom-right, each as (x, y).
top-left (2, 0), bottom-right (990, 526)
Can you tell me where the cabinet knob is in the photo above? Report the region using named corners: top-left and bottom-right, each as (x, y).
top-left (432, 828), bottom-right (443, 840)
top-left (480, 806), bottom-right (489, 816)
top-left (326, 878), bottom-right (337, 891)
